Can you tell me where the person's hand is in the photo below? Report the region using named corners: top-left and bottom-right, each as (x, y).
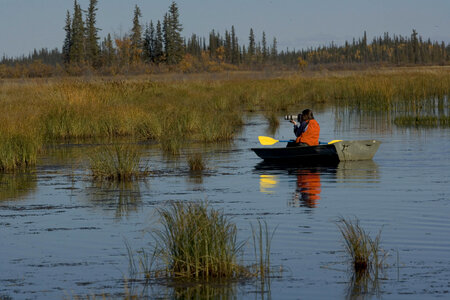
top-left (290, 120), bottom-right (297, 126)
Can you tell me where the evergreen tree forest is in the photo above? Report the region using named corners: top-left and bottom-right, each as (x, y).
top-left (1, 0), bottom-right (449, 78)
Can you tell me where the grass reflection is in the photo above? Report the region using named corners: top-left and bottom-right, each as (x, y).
top-left (88, 180), bottom-right (143, 218)
top-left (346, 270), bottom-right (381, 300)
top-left (171, 281), bottom-right (237, 300)
top-left (0, 172), bottom-right (37, 201)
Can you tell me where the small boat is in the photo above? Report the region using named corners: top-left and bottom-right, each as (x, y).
top-left (251, 140), bottom-right (381, 162)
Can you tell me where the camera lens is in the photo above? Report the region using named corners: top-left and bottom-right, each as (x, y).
top-left (284, 115), bottom-right (298, 121)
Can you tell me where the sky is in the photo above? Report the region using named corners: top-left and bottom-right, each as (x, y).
top-left (1, 0), bottom-right (449, 58)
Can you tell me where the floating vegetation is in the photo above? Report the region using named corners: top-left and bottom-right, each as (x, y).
top-left (89, 144), bottom-right (148, 181)
top-left (188, 153), bottom-right (206, 172)
top-left (394, 115), bottom-right (450, 127)
top-left (336, 217), bottom-right (386, 273)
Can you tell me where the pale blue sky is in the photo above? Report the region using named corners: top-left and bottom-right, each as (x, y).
top-left (1, 0), bottom-right (449, 57)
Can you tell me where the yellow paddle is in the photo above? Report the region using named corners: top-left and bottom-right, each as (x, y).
top-left (258, 136), bottom-right (293, 146)
top-left (328, 140), bottom-right (343, 144)
top-left (258, 136), bottom-right (342, 146)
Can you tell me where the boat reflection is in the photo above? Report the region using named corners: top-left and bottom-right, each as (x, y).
top-left (255, 160), bottom-right (379, 208)
top-left (292, 169), bottom-right (322, 208)
top-left (259, 174), bottom-right (279, 194)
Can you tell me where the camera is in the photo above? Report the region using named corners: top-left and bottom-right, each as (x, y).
top-left (284, 115), bottom-right (298, 121)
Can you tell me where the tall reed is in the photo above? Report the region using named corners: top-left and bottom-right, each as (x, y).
top-left (251, 219), bottom-right (277, 279)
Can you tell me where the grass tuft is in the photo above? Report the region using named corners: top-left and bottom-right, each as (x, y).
top-left (89, 144), bottom-right (148, 181)
top-left (126, 201), bottom-right (278, 286)
top-left (187, 153), bottom-right (206, 172)
top-left (152, 200), bottom-right (246, 280)
top-left (0, 132), bottom-right (40, 172)
top-left (336, 217), bottom-right (385, 273)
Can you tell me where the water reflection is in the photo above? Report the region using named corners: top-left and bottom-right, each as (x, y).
top-left (86, 180), bottom-right (143, 218)
top-left (260, 175), bottom-right (278, 194)
top-left (255, 160), bottom-right (379, 209)
top-left (170, 281), bottom-right (237, 300)
top-left (0, 172), bottom-right (37, 201)
top-left (346, 270), bottom-right (381, 300)
top-left (291, 169), bottom-right (321, 208)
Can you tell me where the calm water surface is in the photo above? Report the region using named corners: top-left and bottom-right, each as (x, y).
top-left (1, 109), bottom-right (449, 299)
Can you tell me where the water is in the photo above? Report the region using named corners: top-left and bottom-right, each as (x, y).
top-left (1, 109), bottom-right (449, 299)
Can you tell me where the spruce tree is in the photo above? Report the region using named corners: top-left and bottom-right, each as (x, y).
top-left (154, 20), bottom-right (164, 62)
top-left (86, 0), bottom-right (100, 67)
top-left (231, 26), bottom-right (239, 64)
top-left (224, 30), bottom-right (231, 63)
top-left (62, 10), bottom-right (72, 66)
top-left (165, 1), bottom-right (184, 64)
top-left (101, 33), bottom-right (115, 66)
top-left (149, 21), bottom-right (156, 62)
top-left (271, 37), bottom-right (277, 61)
top-left (262, 31), bottom-right (267, 63)
top-left (143, 22), bottom-right (157, 63)
top-left (248, 28), bottom-right (255, 60)
top-left (130, 5), bottom-right (143, 64)
top-left (70, 0), bottom-right (85, 65)
top-left (163, 13), bottom-right (170, 60)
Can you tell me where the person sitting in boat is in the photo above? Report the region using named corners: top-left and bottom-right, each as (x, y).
top-left (290, 109), bottom-right (320, 146)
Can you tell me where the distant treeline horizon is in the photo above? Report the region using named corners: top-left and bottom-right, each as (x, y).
top-left (1, 0), bottom-right (449, 78)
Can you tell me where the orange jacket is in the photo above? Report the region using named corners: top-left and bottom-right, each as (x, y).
top-left (295, 119), bottom-right (320, 146)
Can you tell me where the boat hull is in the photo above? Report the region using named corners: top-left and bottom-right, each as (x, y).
top-left (251, 140), bottom-right (381, 162)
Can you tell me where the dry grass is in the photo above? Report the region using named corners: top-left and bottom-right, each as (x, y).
top-left (0, 68), bottom-right (449, 171)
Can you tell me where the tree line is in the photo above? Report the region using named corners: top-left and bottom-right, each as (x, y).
top-left (1, 0), bottom-right (449, 77)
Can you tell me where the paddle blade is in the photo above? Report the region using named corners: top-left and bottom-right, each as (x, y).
top-left (258, 136), bottom-right (279, 146)
top-left (328, 140), bottom-right (343, 144)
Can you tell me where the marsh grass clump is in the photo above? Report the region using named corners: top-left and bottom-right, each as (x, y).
top-left (0, 132), bottom-right (40, 172)
top-left (188, 153), bottom-right (206, 172)
top-left (126, 201), bottom-right (278, 287)
top-left (89, 144), bottom-right (148, 181)
top-left (160, 137), bottom-right (182, 157)
top-left (152, 201), bottom-right (246, 280)
top-left (336, 217), bottom-right (385, 273)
